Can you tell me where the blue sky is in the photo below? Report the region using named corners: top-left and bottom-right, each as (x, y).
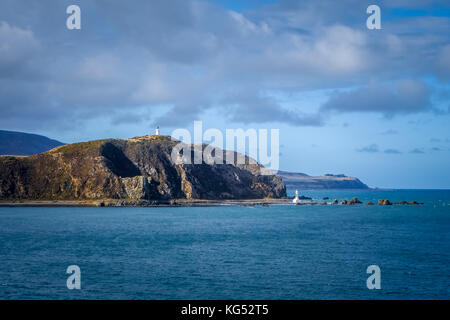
top-left (207, 0), bottom-right (277, 12)
top-left (0, 0), bottom-right (449, 188)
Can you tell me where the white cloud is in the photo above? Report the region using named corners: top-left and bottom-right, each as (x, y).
top-left (0, 0), bottom-right (448, 131)
top-left (322, 79), bottom-right (431, 116)
top-left (0, 21), bottom-right (40, 76)
top-left (436, 44), bottom-right (450, 79)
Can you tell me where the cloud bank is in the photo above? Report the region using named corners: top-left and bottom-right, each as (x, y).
top-left (0, 0), bottom-right (449, 131)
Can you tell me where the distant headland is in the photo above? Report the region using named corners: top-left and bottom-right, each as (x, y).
top-left (277, 171), bottom-right (369, 190)
top-left (0, 130), bottom-right (64, 156)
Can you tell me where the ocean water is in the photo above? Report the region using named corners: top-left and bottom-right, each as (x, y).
top-left (0, 189), bottom-right (449, 300)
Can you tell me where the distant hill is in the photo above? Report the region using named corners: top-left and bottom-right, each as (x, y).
top-left (0, 130), bottom-right (64, 156)
top-left (278, 170), bottom-right (369, 189)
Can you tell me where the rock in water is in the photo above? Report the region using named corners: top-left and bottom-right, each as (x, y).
top-left (0, 135), bottom-right (286, 201)
top-left (378, 199), bottom-right (392, 205)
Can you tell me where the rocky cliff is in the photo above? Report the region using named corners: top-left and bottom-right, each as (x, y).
top-left (0, 135), bottom-right (286, 201)
top-left (278, 171), bottom-right (369, 189)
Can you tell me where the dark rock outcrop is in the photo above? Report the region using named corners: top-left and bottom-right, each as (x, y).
top-left (0, 135), bottom-right (286, 201)
top-left (378, 199), bottom-right (392, 205)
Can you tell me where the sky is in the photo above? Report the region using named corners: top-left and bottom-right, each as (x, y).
top-left (0, 0), bottom-right (449, 188)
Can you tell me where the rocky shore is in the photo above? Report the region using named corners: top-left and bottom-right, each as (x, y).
top-left (0, 196), bottom-right (424, 207)
top-left (0, 198), bottom-right (289, 207)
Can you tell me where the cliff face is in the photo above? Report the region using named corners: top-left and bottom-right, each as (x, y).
top-left (0, 135), bottom-right (286, 201)
top-left (278, 171), bottom-right (369, 189)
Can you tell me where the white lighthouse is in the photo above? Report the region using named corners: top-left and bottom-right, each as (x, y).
top-left (292, 189), bottom-right (299, 204)
top-left (155, 126), bottom-right (160, 135)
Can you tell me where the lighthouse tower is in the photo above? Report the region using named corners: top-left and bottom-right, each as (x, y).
top-left (155, 126), bottom-right (160, 135)
top-left (292, 189), bottom-right (299, 204)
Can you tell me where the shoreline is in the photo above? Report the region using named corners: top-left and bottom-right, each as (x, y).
top-left (0, 197), bottom-right (425, 207)
top-left (0, 198), bottom-right (292, 208)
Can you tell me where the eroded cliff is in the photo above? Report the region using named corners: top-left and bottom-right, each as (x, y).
top-left (0, 135), bottom-right (286, 201)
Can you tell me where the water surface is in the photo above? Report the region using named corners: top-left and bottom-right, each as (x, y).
top-left (0, 189), bottom-right (449, 299)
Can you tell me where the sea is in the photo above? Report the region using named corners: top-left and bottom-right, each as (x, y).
top-left (0, 189), bottom-right (449, 300)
